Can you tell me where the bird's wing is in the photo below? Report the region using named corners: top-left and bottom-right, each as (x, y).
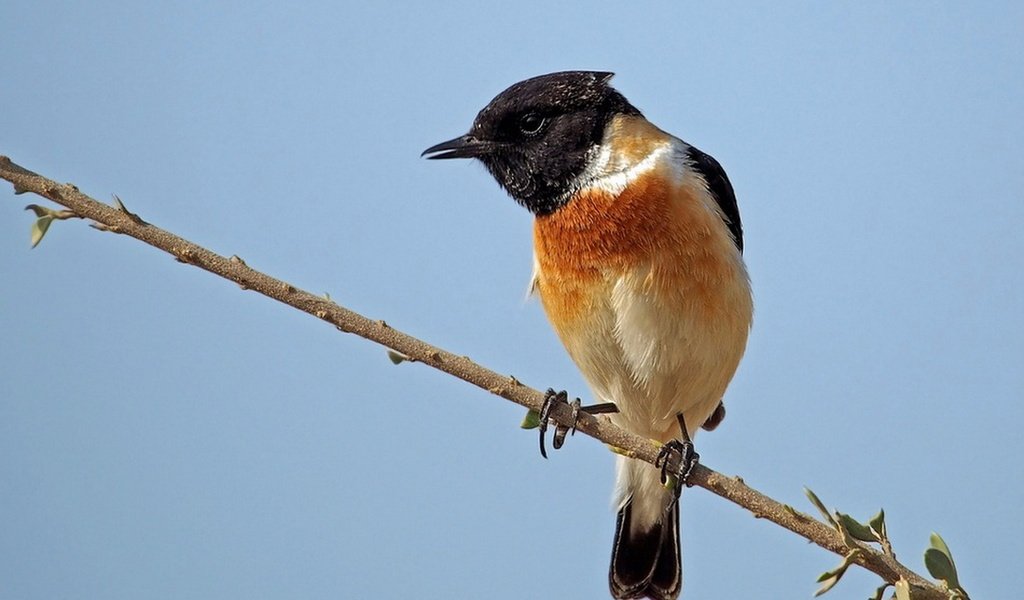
top-left (685, 145), bottom-right (743, 253)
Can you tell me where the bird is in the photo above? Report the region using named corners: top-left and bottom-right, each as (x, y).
top-left (423, 71), bottom-right (752, 600)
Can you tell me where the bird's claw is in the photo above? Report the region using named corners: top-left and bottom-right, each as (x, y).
top-left (655, 413), bottom-right (700, 500)
top-left (539, 388), bottom-right (618, 459)
top-left (538, 389), bottom-right (565, 459)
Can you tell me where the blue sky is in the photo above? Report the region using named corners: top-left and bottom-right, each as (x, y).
top-left (2, 2), bottom-right (1021, 599)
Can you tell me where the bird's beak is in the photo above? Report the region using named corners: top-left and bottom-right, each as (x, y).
top-left (421, 134), bottom-right (493, 160)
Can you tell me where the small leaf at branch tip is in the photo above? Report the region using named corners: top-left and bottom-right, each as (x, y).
top-left (928, 532), bottom-right (952, 556)
top-left (924, 534), bottom-right (962, 592)
top-left (813, 573), bottom-right (840, 597)
top-left (520, 409), bottom-right (541, 429)
top-left (869, 509), bottom-right (886, 537)
top-left (812, 550), bottom-right (861, 597)
top-left (387, 349), bottom-right (411, 365)
top-left (30, 216), bottom-right (54, 248)
top-left (837, 513), bottom-right (877, 543)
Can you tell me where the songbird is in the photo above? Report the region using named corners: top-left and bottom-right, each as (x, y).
top-left (423, 71), bottom-right (752, 600)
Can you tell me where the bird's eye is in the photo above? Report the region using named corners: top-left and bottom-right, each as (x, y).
top-left (518, 113), bottom-right (546, 135)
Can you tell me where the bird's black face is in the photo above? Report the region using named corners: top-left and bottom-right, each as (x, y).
top-left (423, 71), bottom-right (641, 216)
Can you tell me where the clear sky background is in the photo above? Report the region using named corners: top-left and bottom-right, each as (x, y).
top-left (2, 2), bottom-right (1021, 599)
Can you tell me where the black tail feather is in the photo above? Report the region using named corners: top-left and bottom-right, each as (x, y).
top-left (609, 500), bottom-right (681, 599)
top-left (648, 502), bottom-right (681, 600)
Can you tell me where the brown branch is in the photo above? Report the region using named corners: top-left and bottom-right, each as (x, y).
top-left (0, 155), bottom-right (948, 600)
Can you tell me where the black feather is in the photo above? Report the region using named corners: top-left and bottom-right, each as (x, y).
top-left (686, 145), bottom-right (743, 253)
top-left (609, 500), bottom-right (681, 599)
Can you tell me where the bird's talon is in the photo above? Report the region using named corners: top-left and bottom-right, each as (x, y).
top-left (538, 389), bottom-right (567, 459)
top-left (658, 413), bottom-right (701, 494)
top-left (540, 391), bottom-right (615, 456)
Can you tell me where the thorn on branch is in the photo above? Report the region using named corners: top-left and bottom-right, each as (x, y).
top-left (113, 194), bottom-right (147, 225)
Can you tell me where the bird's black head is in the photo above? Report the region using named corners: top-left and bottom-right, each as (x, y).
top-left (423, 71), bottom-right (641, 215)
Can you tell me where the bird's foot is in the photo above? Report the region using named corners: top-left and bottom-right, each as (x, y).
top-left (538, 388), bottom-right (618, 459)
top-left (654, 413), bottom-right (700, 500)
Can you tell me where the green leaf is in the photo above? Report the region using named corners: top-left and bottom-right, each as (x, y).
top-left (813, 573), bottom-right (841, 597)
top-left (868, 507), bottom-right (884, 540)
top-left (25, 203), bottom-right (50, 217)
top-left (812, 550), bottom-right (859, 597)
top-left (30, 215), bottom-right (54, 248)
top-left (837, 513), bottom-right (876, 543)
top-left (926, 532), bottom-right (962, 592)
top-left (924, 548), bottom-right (960, 590)
top-left (804, 487), bottom-right (837, 527)
top-left (868, 509), bottom-right (885, 535)
top-left (520, 409), bottom-right (540, 429)
top-left (929, 532), bottom-right (953, 559)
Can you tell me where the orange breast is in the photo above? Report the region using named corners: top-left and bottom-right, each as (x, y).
top-left (533, 165), bottom-right (742, 330)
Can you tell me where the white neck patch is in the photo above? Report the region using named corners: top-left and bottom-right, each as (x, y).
top-left (573, 141), bottom-right (674, 198)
